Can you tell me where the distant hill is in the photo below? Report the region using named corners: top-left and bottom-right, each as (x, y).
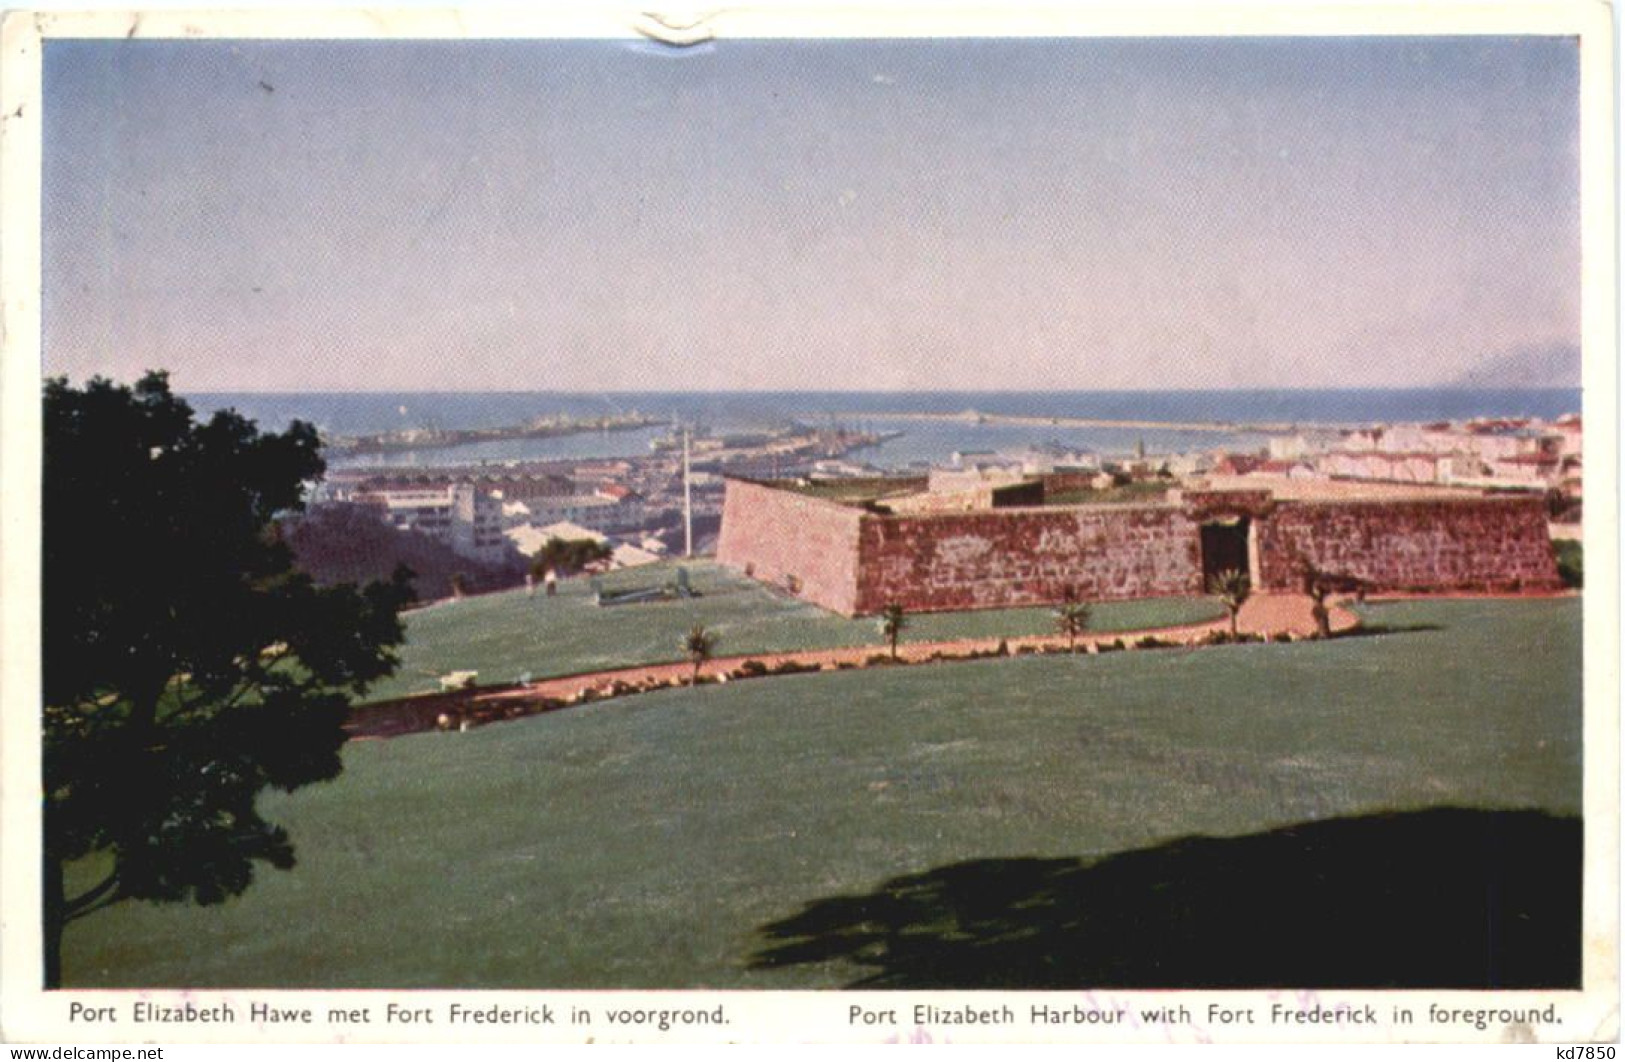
top-left (1452, 343), bottom-right (1581, 389)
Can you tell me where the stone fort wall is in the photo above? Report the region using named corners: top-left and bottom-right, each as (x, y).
top-left (852, 506), bottom-right (1203, 614)
top-left (1257, 496), bottom-right (1561, 594)
top-left (715, 478), bottom-right (865, 614)
top-left (716, 479), bottom-right (1563, 615)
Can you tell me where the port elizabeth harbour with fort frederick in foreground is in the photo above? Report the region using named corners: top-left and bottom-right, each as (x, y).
top-left (2, 9), bottom-right (1616, 1051)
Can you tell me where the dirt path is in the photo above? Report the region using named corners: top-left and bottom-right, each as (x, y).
top-left (346, 593), bottom-right (1361, 740)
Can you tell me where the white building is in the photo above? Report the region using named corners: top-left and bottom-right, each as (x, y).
top-left (1267, 431), bottom-right (1342, 461)
top-left (1310, 420), bottom-right (1573, 493)
top-left (355, 483), bottom-right (511, 564)
top-left (927, 464), bottom-right (1028, 494)
top-left (611, 543), bottom-right (663, 569)
top-left (1164, 452), bottom-right (1213, 478)
top-left (1549, 415), bottom-right (1583, 457)
top-left (522, 489), bottom-right (645, 532)
top-left (1319, 451), bottom-right (1445, 485)
top-left (448, 484), bottom-right (510, 563)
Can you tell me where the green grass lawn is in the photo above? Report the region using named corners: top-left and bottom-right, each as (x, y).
top-left (1045, 481), bottom-right (1174, 506)
top-left (779, 479), bottom-right (921, 504)
top-left (61, 598), bottom-right (1582, 988)
top-left (362, 560), bottom-right (1226, 701)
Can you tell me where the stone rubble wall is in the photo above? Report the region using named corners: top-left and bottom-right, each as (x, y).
top-left (852, 505), bottom-right (1203, 614)
top-left (1177, 489), bottom-right (1276, 521)
top-left (717, 479), bottom-right (1564, 616)
top-left (1255, 497), bottom-right (1562, 593)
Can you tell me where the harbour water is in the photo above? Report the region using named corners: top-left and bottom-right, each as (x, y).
top-left (186, 389), bottom-right (1582, 470)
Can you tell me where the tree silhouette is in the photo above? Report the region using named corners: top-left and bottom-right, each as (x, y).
top-left (531, 536), bottom-right (612, 579)
top-left (42, 372), bottom-right (413, 988)
top-left (684, 624), bottom-right (717, 686)
top-left (878, 603), bottom-right (908, 660)
top-left (1208, 569), bottom-right (1251, 638)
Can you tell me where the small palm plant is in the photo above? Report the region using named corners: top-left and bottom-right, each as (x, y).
top-left (1208, 568), bottom-right (1251, 638)
top-left (878, 602), bottom-right (908, 661)
top-left (1054, 597), bottom-right (1093, 654)
top-left (683, 623), bottom-right (717, 687)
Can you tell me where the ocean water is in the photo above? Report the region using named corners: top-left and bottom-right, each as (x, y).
top-left (186, 389), bottom-right (1582, 470)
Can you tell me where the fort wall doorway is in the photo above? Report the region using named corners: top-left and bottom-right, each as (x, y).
top-left (1199, 518), bottom-right (1252, 585)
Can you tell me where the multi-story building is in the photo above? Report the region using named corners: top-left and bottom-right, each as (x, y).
top-left (521, 487), bottom-right (647, 533)
top-left (1315, 420), bottom-right (1574, 492)
top-left (448, 483), bottom-right (511, 563)
top-left (1319, 450), bottom-right (1445, 485)
top-left (353, 482), bottom-right (512, 564)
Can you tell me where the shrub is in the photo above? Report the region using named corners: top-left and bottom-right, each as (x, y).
top-left (1555, 540), bottom-right (1583, 589)
top-left (1137, 635), bottom-right (1173, 649)
top-left (736, 659), bottom-right (770, 677)
top-left (878, 602), bottom-right (908, 660)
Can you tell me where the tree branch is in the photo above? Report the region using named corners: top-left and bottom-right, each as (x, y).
top-left (63, 871), bottom-right (121, 923)
top-left (170, 652), bottom-right (280, 722)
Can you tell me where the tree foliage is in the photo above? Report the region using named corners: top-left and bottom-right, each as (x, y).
top-left (529, 536), bottom-right (613, 579)
top-left (42, 372), bottom-right (414, 986)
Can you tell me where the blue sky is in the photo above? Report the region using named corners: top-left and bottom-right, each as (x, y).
top-left (42, 36), bottom-right (1580, 391)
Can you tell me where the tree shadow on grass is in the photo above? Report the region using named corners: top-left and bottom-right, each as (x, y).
top-left (1346, 622), bottom-right (1447, 636)
top-left (748, 808), bottom-right (1579, 989)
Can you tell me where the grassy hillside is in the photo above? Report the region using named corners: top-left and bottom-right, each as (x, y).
top-left (61, 598), bottom-right (1583, 989)
top-left (364, 561), bottom-right (1226, 701)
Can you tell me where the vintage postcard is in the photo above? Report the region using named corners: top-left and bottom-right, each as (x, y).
top-left (0, 3), bottom-right (1616, 1047)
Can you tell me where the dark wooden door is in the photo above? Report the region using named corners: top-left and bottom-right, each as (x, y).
top-left (1200, 520), bottom-right (1250, 582)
